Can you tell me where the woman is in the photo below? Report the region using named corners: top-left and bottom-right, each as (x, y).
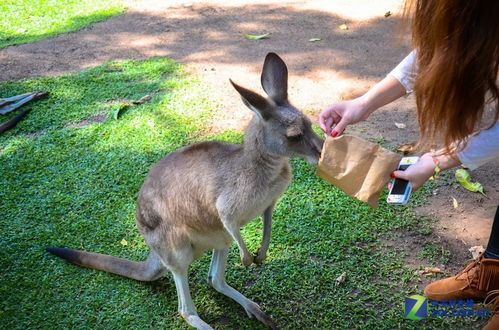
top-left (319, 0), bottom-right (499, 327)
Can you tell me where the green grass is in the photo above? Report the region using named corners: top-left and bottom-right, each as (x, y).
top-left (0, 59), bottom-right (484, 329)
top-left (0, 0), bottom-right (127, 48)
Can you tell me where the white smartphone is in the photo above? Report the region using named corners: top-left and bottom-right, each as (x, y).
top-left (386, 156), bottom-right (420, 205)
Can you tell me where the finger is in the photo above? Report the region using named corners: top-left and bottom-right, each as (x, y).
top-left (318, 110), bottom-right (330, 133)
top-left (391, 170), bottom-right (407, 180)
top-left (410, 183), bottom-right (422, 192)
top-left (392, 170), bottom-right (424, 192)
top-left (325, 117), bottom-right (334, 135)
top-left (331, 118), bottom-right (349, 137)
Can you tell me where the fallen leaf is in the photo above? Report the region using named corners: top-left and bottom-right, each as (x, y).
top-left (309, 38), bottom-right (322, 42)
top-left (339, 24), bottom-right (348, 30)
top-left (469, 245), bottom-right (485, 260)
top-left (112, 95), bottom-right (154, 120)
top-left (452, 197), bottom-right (459, 209)
top-left (243, 33), bottom-right (270, 40)
top-left (120, 239), bottom-right (128, 246)
top-left (396, 142), bottom-right (417, 155)
top-left (335, 272), bottom-right (347, 286)
top-left (384, 11), bottom-right (392, 17)
top-left (434, 164), bottom-right (441, 176)
top-left (455, 169), bottom-right (485, 195)
top-left (394, 122), bottom-right (406, 129)
top-left (414, 267), bottom-right (443, 276)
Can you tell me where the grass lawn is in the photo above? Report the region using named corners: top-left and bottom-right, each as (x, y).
top-left (0, 0), bottom-right (127, 48)
top-left (0, 59), bottom-right (483, 329)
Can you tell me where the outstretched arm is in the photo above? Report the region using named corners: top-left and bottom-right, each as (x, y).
top-left (319, 51), bottom-right (416, 136)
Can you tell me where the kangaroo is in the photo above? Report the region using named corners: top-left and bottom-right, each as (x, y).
top-left (46, 53), bottom-right (324, 329)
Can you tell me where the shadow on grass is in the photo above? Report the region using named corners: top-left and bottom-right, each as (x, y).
top-left (0, 3), bottom-right (409, 81)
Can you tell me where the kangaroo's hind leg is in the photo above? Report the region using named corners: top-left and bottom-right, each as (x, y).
top-left (171, 268), bottom-right (213, 330)
top-left (151, 241), bottom-right (213, 330)
top-left (207, 248), bottom-right (277, 329)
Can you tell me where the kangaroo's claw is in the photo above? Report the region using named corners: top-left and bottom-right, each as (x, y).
top-left (253, 248), bottom-right (266, 264)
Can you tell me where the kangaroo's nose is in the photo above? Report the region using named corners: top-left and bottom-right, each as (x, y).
top-left (315, 136), bottom-right (324, 155)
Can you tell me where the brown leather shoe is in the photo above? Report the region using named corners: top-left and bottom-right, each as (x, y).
top-left (483, 290), bottom-right (499, 330)
top-left (424, 254), bottom-right (499, 301)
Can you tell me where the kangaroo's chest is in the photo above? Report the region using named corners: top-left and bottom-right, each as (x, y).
top-left (227, 163), bottom-right (292, 226)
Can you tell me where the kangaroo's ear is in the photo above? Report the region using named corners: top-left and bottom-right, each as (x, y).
top-left (230, 79), bottom-right (274, 120)
top-left (261, 52), bottom-right (288, 105)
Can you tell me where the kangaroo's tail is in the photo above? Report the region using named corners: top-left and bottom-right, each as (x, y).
top-left (46, 247), bottom-right (167, 281)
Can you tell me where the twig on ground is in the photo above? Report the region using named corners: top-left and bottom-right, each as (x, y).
top-left (0, 91), bottom-right (49, 134)
top-left (0, 91), bottom-right (48, 115)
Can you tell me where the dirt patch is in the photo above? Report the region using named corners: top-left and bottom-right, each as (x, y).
top-left (65, 114), bottom-right (107, 128)
top-left (415, 166), bottom-right (498, 248)
top-left (381, 228), bottom-right (475, 292)
top-left (1, 0), bottom-right (497, 267)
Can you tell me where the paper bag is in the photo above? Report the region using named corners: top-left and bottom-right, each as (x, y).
top-left (316, 134), bottom-right (402, 208)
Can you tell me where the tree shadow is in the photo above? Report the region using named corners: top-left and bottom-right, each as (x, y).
top-left (0, 3), bottom-right (410, 81)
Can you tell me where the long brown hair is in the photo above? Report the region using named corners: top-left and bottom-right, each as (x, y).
top-left (405, 0), bottom-right (499, 151)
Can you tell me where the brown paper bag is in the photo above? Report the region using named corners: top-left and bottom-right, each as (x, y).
top-left (316, 134), bottom-right (402, 208)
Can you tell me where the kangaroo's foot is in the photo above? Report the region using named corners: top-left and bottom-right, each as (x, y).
top-left (241, 251), bottom-right (255, 267)
top-left (180, 312), bottom-right (214, 330)
top-left (243, 300), bottom-right (277, 329)
top-left (254, 248), bottom-right (267, 264)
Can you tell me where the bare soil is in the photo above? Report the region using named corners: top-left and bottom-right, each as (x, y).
top-left (1, 0), bottom-right (497, 274)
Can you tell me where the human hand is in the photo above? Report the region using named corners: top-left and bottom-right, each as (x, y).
top-left (391, 153), bottom-right (436, 192)
top-left (318, 97), bottom-right (370, 137)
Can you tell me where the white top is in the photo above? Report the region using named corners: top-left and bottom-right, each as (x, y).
top-left (388, 51), bottom-right (499, 170)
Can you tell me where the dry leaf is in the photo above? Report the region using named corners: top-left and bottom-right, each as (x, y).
top-left (335, 272), bottom-right (347, 286)
top-left (132, 94), bottom-right (153, 105)
top-left (452, 197), bottom-right (459, 209)
top-left (396, 142), bottom-right (417, 155)
top-left (120, 239), bottom-right (128, 246)
top-left (384, 11), bottom-right (392, 17)
top-left (394, 122), bottom-right (406, 129)
top-left (469, 245), bottom-right (485, 260)
top-left (414, 267), bottom-right (443, 276)
top-left (339, 24), bottom-right (348, 30)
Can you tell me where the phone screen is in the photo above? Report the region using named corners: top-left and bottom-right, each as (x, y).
top-left (391, 179), bottom-right (409, 194)
top-left (391, 164), bottom-right (411, 194)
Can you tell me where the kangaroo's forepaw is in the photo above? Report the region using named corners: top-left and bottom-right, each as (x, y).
top-left (244, 302), bottom-right (277, 329)
top-left (254, 248), bottom-right (266, 264)
top-left (241, 253), bottom-right (254, 267)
